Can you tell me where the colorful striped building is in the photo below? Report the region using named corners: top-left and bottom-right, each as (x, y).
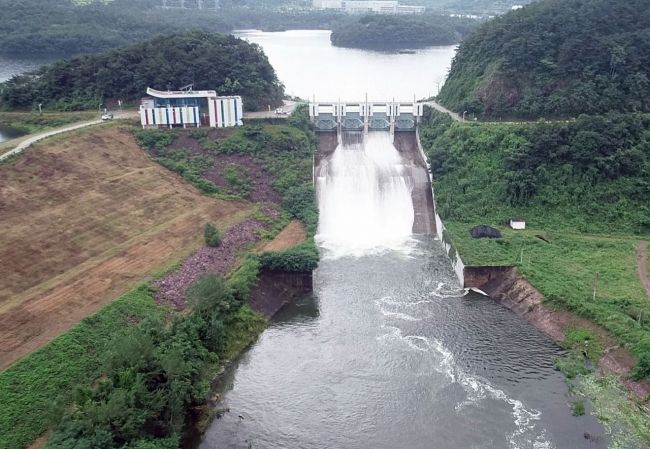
top-left (139, 87), bottom-right (243, 129)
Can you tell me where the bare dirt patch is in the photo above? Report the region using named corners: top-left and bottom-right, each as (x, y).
top-left (263, 220), bottom-right (307, 252)
top-left (154, 218), bottom-right (270, 310)
top-left (0, 127), bottom-right (251, 370)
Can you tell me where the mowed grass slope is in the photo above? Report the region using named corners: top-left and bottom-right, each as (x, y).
top-left (0, 126), bottom-right (251, 370)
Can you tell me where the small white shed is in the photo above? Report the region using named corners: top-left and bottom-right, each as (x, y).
top-left (510, 217), bottom-right (526, 230)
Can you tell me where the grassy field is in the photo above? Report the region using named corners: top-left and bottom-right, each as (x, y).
top-left (0, 112), bottom-right (100, 155)
top-left (0, 285), bottom-right (167, 449)
top-left (0, 125), bottom-right (252, 370)
top-left (445, 223), bottom-right (650, 360)
top-left (0, 111), bottom-right (98, 134)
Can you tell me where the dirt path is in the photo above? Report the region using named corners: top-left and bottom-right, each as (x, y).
top-left (0, 111), bottom-right (137, 161)
top-left (423, 100), bottom-right (463, 121)
top-left (638, 241), bottom-right (650, 299)
top-left (0, 127), bottom-right (251, 371)
top-left (263, 220), bottom-right (307, 252)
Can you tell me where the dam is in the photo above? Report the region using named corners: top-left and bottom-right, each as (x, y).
top-left (199, 122), bottom-right (607, 449)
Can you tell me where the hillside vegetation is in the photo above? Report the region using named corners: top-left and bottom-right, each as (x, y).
top-left (0, 0), bottom-right (345, 59)
top-left (330, 14), bottom-right (479, 50)
top-left (421, 111), bottom-right (650, 235)
top-left (0, 126), bottom-right (251, 371)
top-left (438, 0), bottom-right (650, 119)
top-left (421, 110), bottom-right (650, 380)
top-left (0, 32), bottom-right (284, 111)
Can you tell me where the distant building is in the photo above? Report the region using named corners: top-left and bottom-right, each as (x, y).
top-left (313, 0), bottom-right (425, 15)
top-left (139, 87), bottom-right (243, 129)
top-left (161, 0), bottom-right (219, 10)
top-left (509, 217), bottom-right (526, 230)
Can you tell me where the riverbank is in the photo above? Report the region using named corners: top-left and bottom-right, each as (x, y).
top-left (419, 110), bottom-right (650, 444)
top-left (0, 106), bottom-right (319, 448)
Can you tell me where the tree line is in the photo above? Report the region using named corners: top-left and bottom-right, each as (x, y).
top-left (0, 0), bottom-right (345, 59)
top-left (330, 14), bottom-right (479, 50)
top-left (420, 110), bottom-right (650, 235)
top-left (0, 32), bottom-right (285, 111)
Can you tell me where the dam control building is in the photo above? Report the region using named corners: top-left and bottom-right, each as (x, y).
top-left (139, 87), bottom-right (243, 129)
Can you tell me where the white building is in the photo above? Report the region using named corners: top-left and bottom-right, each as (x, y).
top-left (509, 217), bottom-right (526, 230)
top-left (139, 87), bottom-right (243, 129)
top-left (313, 0), bottom-right (425, 14)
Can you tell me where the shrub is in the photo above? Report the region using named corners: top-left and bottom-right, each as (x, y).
top-left (227, 255), bottom-right (261, 304)
top-left (134, 129), bottom-right (176, 151)
top-left (632, 352), bottom-right (650, 380)
top-left (222, 164), bottom-right (251, 198)
top-left (571, 400), bottom-right (586, 416)
top-left (187, 274), bottom-right (236, 320)
top-left (259, 244), bottom-right (319, 272)
top-left (283, 185), bottom-right (317, 223)
top-left (204, 223), bottom-right (221, 247)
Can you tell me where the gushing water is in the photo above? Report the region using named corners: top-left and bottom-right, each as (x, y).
top-left (316, 132), bottom-right (415, 258)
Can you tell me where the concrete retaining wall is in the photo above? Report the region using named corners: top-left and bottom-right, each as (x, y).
top-left (249, 271), bottom-right (313, 319)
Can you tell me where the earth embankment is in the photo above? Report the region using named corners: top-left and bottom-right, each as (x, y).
top-left (0, 126), bottom-right (251, 370)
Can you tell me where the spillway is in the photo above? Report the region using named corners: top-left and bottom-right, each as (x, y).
top-left (316, 132), bottom-right (415, 258)
top-left (199, 131), bottom-right (608, 449)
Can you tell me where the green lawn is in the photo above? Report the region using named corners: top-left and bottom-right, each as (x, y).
top-left (445, 222), bottom-right (650, 370)
top-left (0, 111), bottom-right (98, 134)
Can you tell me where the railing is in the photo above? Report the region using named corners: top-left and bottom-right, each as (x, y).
top-left (309, 100), bottom-right (424, 132)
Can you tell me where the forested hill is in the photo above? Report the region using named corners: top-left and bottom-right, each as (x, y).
top-left (437, 0), bottom-right (650, 119)
top-left (0, 0), bottom-right (227, 57)
top-left (0, 0), bottom-right (345, 59)
top-left (0, 32), bottom-right (284, 111)
top-left (330, 14), bottom-right (479, 50)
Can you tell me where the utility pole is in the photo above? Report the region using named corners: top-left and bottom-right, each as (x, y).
top-left (592, 272), bottom-right (600, 301)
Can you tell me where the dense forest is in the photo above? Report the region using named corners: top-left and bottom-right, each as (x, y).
top-left (0, 32), bottom-right (284, 111)
top-left (437, 0), bottom-right (650, 119)
top-left (0, 0), bottom-right (345, 58)
top-left (420, 111), bottom-right (650, 235)
top-left (330, 14), bottom-right (479, 50)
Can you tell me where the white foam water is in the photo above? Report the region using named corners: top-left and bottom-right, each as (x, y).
top-left (316, 132), bottom-right (415, 258)
top-left (377, 323), bottom-right (553, 449)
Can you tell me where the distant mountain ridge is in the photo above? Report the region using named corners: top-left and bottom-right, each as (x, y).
top-left (437, 0), bottom-right (650, 119)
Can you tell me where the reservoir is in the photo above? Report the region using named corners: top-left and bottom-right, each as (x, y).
top-left (0, 127), bottom-right (25, 144)
top-left (199, 30), bottom-right (608, 448)
top-left (235, 30), bottom-right (455, 100)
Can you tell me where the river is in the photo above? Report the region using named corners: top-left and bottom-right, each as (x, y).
top-left (199, 31), bottom-right (608, 447)
top-left (0, 55), bottom-right (51, 143)
top-left (0, 30), bottom-right (609, 448)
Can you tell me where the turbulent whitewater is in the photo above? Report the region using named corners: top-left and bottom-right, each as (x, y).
top-left (316, 132), bottom-right (415, 258)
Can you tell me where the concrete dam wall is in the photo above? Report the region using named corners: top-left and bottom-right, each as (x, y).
top-left (316, 131), bottom-right (436, 237)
